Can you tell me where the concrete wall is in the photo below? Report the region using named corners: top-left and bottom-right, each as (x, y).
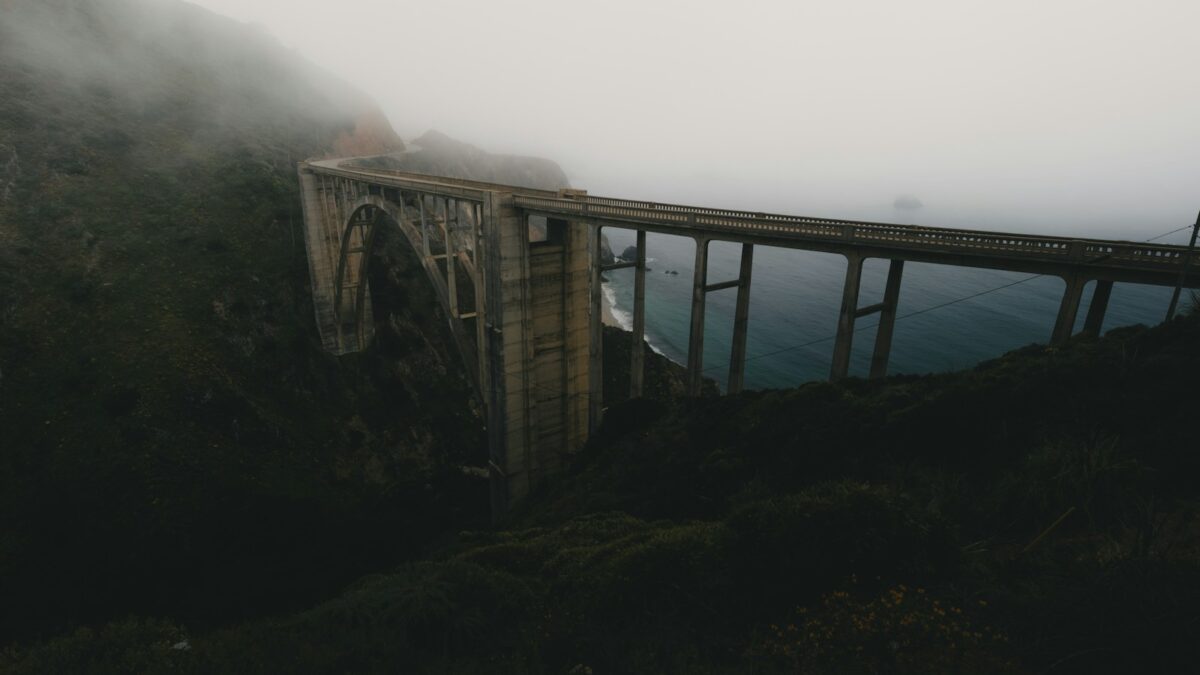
top-left (485, 202), bottom-right (594, 513)
top-left (297, 168), bottom-right (375, 354)
top-left (302, 170), bottom-right (594, 515)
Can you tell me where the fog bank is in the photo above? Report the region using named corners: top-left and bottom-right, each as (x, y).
top-left (185, 0), bottom-right (1200, 237)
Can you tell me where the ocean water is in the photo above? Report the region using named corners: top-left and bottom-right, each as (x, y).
top-left (598, 211), bottom-right (1194, 392)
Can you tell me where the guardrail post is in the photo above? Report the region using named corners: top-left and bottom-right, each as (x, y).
top-left (830, 253), bottom-right (864, 380)
top-left (686, 236), bottom-right (710, 395)
top-left (869, 259), bottom-right (905, 379)
top-left (727, 243), bottom-right (754, 393)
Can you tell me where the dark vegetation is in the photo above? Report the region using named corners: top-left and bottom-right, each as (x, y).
top-left (8, 312), bottom-right (1200, 674)
top-left (602, 324), bottom-right (719, 403)
top-left (4, 1), bottom-right (1200, 673)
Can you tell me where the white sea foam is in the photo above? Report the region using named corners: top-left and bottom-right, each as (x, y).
top-left (601, 283), bottom-right (633, 331)
top-left (601, 282), bottom-right (666, 356)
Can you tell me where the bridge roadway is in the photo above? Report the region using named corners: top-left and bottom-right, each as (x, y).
top-left (299, 158), bottom-right (1199, 512)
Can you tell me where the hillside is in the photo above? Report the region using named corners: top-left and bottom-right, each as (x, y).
top-left (0, 0), bottom-right (693, 647)
top-left (8, 310), bottom-right (1200, 674)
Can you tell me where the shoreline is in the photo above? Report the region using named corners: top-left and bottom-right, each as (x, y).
top-left (601, 289), bottom-right (620, 327)
top-left (599, 281), bottom-right (670, 359)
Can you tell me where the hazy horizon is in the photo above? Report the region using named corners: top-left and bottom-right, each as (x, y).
top-left (184, 0), bottom-right (1200, 238)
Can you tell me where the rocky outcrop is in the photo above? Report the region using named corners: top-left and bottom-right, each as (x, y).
top-left (330, 108), bottom-right (406, 158)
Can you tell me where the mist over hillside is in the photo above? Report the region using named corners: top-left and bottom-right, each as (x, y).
top-left (0, 0), bottom-right (573, 642)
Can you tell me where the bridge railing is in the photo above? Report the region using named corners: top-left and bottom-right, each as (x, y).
top-left (309, 162), bottom-right (1197, 275)
top-left (321, 160), bottom-right (564, 199)
top-left (512, 194), bottom-right (1199, 273)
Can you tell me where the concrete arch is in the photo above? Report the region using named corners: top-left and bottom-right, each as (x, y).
top-left (336, 193), bottom-right (482, 397)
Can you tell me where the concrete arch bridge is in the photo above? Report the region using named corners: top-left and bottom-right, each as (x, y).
top-left (298, 158), bottom-right (1199, 513)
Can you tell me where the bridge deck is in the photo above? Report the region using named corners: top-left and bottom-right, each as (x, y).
top-left (307, 159), bottom-right (1199, 287)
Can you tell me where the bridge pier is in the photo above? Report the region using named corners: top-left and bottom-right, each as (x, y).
top-left (589, 224), bottom-right (605, 431)
top-left (1051, 274), bottom-right (1087, 345)
top-left (686, 237), bottom-right (711, 396)
top-left (1082, 279), bottom-right (1113, 337)
top-left (831, 254), bottom-right (864, 380)
top-left (630, 230), bottom-right (648, 398)
top-left (831, 256), bottom-right (906, 380)
top-left (727, 243), bottom-right (754, 394)
top-left (869, 259), bottom-right (905, 379)
top-left (485, 206), bottom-right (595, 514)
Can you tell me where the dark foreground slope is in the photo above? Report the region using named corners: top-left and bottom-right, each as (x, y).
top-left (9, 312), bottom-right (1200, 674)
top-left (0, 0), bottom-right (494, 642)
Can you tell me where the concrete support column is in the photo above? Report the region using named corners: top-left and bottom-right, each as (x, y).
top-left (1082, 279), bottom-right (1113, 337)
top-left (297, 167), bottom-right (340, 354)
top-left (419, 195), bottom-right (430, 258)
top-left (869, 259), bottom-right (905, 379)
top-left (727, 243), bottom-right (754, 394)
top-left (1051, 274), bottom-right (1087, 345)
top-left (630, 229), bottom-right (647, 398)
top-left (589, 224), bottom-right (604, 432)
top-left (562, 218), bottom-right (594, 453)
top-left (472, 201), bottom-right (489, 397)
top-left (484, 191), bottom-right (533, 516)
top-left (445, 198), bottom-right (458, 318)
top-left (686, 237), bottom-right (710, 396)
top-left (830, 254), bottom-right (864, 380)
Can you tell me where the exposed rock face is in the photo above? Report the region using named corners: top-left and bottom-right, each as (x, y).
top-left (619, 245), bottom-right (638, 261)
top-left (330, 108), bottom-right (406, 158)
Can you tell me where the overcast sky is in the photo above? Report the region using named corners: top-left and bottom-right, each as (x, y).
top-left (186, 0), bottom-right (1199, 236)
